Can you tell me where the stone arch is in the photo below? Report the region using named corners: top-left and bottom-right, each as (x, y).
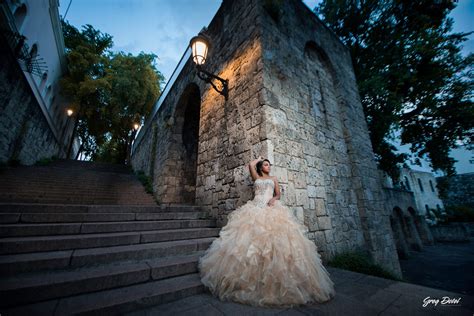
top-left (408, 206), bottom-right (434, 245)
top-left (303, 41), bottom-right (339, 127)
top-left (304, 41), bottom-right (338, 82)
top-left (390, 207), bottom-right (410, 259)
top-left (14, 4), bottom-right (27, 30)
top-left (166, 83), bottom-right (201, 204)
top-left (301, 40), bottom-right (372, 256)
top-left (404, 207), bottom-right (423, 251)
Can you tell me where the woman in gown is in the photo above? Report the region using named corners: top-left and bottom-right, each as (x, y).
top-left (198, 156), bottom-right (336, 308)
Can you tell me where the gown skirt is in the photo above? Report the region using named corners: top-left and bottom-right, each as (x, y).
top-left (198, 187), bottom-right (336, 308)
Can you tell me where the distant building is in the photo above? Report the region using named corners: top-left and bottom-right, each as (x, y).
top-left (396, 168), bottom-right (445, 216)
top-left (0, 0), bottom-right (77, 164)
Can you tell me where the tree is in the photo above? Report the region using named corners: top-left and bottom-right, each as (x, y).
top-left (315, 0), bottom-right (473, 180)
top-left (60, 21), bottom-right (164, 163)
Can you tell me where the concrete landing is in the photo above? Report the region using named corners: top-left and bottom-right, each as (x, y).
top-left (124, 267), bottom-right (474, 316)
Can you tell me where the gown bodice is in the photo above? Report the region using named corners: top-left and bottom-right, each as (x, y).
top-left (253, 178), bottom-right (275, 208)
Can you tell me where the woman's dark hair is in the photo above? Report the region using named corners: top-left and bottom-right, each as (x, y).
top-left (256, 159), bottom-right (271, 176)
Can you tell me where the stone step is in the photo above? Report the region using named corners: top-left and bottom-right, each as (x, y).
top-left (0, 211), bottom-right (209, 224)
top-left (0, 177), bottom-right (148, 189)
top-left (0, 180), bottom-right (147, 188)
top-left (0, 252), bottom-right (204, 307)
top-left (0, 227), bottom-right (220, 254)
top-left (1, 163), bottom-right (133, 173)
top-left (25, 158), bottom-right (132, 169)
top-left (0, 174), bottom-right (145, 183)
top-left (2, 273), bottom-right (205, 315)
top-left (0, 203), bottom-right (204, 213)
top-left (0, 193), bottom-right (156, 204)
top-left (0, 219), bottom-right (217, 237)
top-left (0, 196), bottom-right (157, 205)
top-left (49, 160), bottom-right (134, 173)
top-left (0, 237), bottom-right (215, 276)
top-left (0, 186), bottom-right (152, 195)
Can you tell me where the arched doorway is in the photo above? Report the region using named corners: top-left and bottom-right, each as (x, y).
top-left (169, 83), bottom-right (201, 204)
top-left (390, 207), bottom-right (410, 259)
top-left (408, 207), bottom-right (434, 245)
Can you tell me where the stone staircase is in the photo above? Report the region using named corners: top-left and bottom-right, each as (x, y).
top-left (0, 160), bottom-right (218, 315)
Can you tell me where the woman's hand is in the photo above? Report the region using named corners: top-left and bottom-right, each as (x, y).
top-left (268, 198), bottom-right (276, 206)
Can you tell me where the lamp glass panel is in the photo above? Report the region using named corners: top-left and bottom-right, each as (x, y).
top-left (192, 39), bottom-right (208, 65)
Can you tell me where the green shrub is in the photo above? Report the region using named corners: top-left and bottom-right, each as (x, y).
top-left (327, 250), bottom-right (404, 281)
top-left (35, 155), bottom-right (59, 166)
top-left (444, 205), bottom-right (474, 223)
top-left (35, 157), bottom-right (53, 166)
top-left (134, 170), bottom-right (154, 195)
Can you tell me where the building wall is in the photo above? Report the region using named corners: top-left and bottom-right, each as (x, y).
top-left (0, 0), bottom-right (71, 163)
top-left (132, 0), bottom-right (266, 211)
top-left (0, 35), bottom-right (60, 164)
top-left (399, 168), bottom-right (445, 215)
top-left (257, 0), bottom-right (400, 277)
top-left (7, 0), bottom-right (66, 112)
top-left (131, 0), bottom-right (402, 277)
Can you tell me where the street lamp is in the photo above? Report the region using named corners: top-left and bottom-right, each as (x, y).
top-left (189, 32), bottom-right (228, 100)
top-left (60, 108), bottom-right (74, 158)
top-left (126, 122), bottom-right (141, 165)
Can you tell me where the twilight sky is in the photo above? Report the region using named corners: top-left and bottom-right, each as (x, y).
top-left (59, 0), bottom-right (473, 175)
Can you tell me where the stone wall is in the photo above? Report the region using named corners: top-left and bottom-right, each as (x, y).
top-left (131, 0), bottom-right (402, 277)
top-left (0, 34), bottom-right (60, 165)
top-left (431, 223), bottom-right (471, 242)
top-left (132, 0), bottom-right (266, 209)
top-left (258, 0), bottom-right (401, 276)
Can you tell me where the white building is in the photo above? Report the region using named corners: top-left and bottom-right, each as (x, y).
top-left (398, 168), bottom-right (445, 216)
top-left (382, 168), bottom-right (445, 214)
top-left (1, 0), bottom-right (76, 158)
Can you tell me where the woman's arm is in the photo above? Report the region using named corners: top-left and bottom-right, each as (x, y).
top-left (268, 176), bottom-right (281, 206)
top-left (248, 156), bottom-right (262, 181)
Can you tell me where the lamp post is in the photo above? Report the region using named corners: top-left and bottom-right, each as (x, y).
top-left (67, 108), bottom-right (80, 159)
top-left (189, 32), bottom-right (228, 100)
top-left (126, 122), bottom-right (140, 165)
top-left (60, 108), bottom-right (74, 158)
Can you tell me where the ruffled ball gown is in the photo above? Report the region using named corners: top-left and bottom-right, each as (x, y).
top-left (198, 178), bottom-right (336, 308)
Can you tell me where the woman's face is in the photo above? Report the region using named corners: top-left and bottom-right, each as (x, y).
top-left (262, 161), bottom-right (271, 174)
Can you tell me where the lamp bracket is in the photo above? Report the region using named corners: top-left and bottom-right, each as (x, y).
top-left (196, 65), bottom-right (228, 100)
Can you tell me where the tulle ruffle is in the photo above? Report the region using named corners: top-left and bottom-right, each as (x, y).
top-left (198, 199), bottom-right (336, 308)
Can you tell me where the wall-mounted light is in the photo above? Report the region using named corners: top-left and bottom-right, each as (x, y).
top-left (133, 123), bottom-right (140, 130)
top-left (66, 109), bottom-right (74, 117)
top-left (189, 32), bottom-right (228, 100)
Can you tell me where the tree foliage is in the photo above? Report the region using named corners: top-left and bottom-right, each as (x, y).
top-left (316, 0), bottom-right (473, 180)
top-left (60, 21), bottom-right (165, 163)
